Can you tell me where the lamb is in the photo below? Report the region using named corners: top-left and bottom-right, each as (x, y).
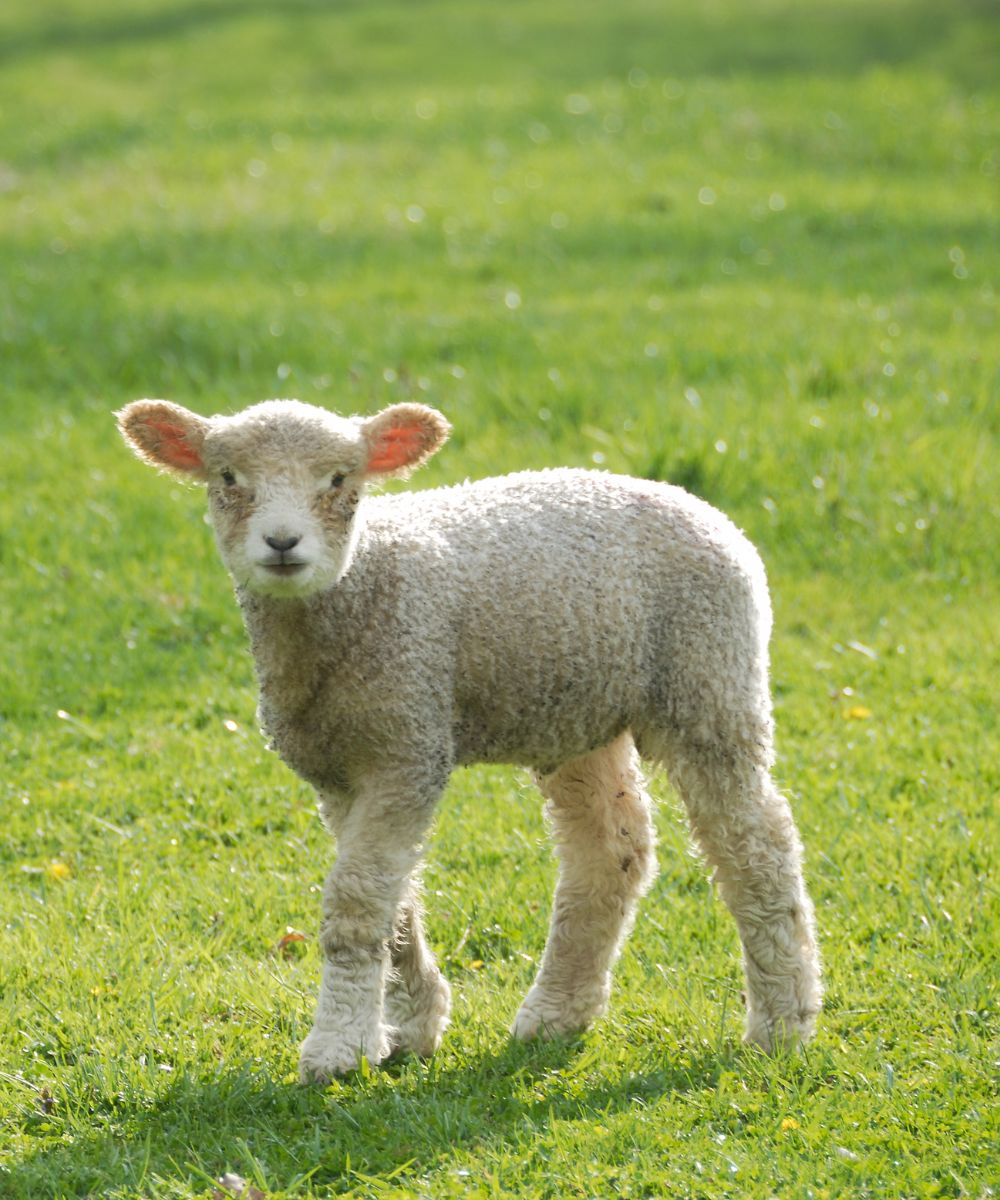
top-left (117, 396), bottom-right (822, 1084)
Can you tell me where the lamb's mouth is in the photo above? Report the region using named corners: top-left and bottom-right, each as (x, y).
top-left (261, 561), bottom-right (309, 577)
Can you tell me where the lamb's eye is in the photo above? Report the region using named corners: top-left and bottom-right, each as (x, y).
top-left (330, 473), bottom-right (346, 489)
top-left (221, 470), bottom-right (237, 487)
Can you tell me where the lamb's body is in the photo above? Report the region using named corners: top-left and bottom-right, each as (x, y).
top-left (118, 398), bottom-right (822, 1083)
top-left (249, 469), bottom-right (771, 785)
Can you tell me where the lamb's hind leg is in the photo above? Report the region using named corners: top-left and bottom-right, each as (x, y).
top-left (384, 881), bottom-right (451, 1058)
top-left (513, 732), bottom-right (657, 1040)
top-left (667, 739), bottom-right (822, 1052)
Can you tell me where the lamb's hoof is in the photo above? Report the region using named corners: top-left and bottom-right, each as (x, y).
top-left (512, 982), bottom-right (607, 1042)
top-left (744, 1008), bottom-right (818, 1055)
top-left (512, 1006), bottom-right (583, 1042)
top-left (386, 974), bottom-right (452, 1059)
top-left (297, 1027), bottom-right (389, 1084)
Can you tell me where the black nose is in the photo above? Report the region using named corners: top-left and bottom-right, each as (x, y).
top-left (265, 534), bottom-right (301, 553)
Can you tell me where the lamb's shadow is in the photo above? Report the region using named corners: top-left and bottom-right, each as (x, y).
top-left (7, 1038), bottom-right (731, 1196)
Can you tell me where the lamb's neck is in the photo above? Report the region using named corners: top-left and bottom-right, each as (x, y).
top-left (237, 588), bottom-right (339, 714)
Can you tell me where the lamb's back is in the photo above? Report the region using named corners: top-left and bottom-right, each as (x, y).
top-left (363, 470), bottom-right (767, 769)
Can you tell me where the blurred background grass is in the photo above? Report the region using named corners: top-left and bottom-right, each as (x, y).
top-left (0, 1), bottom-right (997, 1196)
top-left (1, 0), bottom-right (996, 725)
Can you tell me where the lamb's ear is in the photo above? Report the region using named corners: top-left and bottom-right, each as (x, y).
top-left (116, 400), bottom-right (211, 481)
top-left (361, 403), bottom-right (451, 477)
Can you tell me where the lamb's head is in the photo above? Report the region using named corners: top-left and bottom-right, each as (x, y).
top-left (117, 398), bottom-right (450, 597)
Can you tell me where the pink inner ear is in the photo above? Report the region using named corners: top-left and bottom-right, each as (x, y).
top-left (150, 419), bottom-right (203, 471)
top-left (367, 424), bottom-right (426, 473)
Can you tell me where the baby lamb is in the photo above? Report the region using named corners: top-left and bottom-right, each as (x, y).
top-left (117, 397), bottom-right (822, 1083)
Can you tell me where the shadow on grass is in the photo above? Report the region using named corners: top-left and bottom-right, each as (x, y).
top-left (1, 0), bottom-right (994, 89)
top-left (0, 0), bottom-right (355, 64)
top-left (5, 1037), bottom-right (733, 1197)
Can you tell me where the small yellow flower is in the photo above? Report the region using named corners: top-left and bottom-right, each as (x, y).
top-left (468, 959), bottom-right (484, 970)
top-left (45, 861), bottom-right (72, 882)
top-left (780, 1117), bottom-right (800, 1131)
top-left (843, 705), bottom-right (872, 720)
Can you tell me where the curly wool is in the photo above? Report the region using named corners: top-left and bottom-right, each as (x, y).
top-left (246, 469), bottom-right (770, 781)
top-left (118, 399), bottom-right (822, 1083)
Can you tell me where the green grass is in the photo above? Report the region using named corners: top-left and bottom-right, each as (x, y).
top-left (1, 0), bottom-right (997, 1196)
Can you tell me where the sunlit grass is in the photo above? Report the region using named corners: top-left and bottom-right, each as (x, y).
top-left (1, 0), bottom-right (997, 1196)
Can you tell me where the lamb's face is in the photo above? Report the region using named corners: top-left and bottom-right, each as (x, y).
top-left (118, 398), bottom-right (450, 600)
top-left (202, 406), bottom-right (368, 597)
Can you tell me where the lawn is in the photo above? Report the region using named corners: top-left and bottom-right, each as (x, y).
top-left (0, 0), bottom-right (997, 1196)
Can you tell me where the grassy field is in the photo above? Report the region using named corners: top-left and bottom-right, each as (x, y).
top-left (1, 0), bottom-right (997, 1196)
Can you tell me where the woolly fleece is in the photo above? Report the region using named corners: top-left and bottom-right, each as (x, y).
top-left (118, 398), bottom-right (822, 1084)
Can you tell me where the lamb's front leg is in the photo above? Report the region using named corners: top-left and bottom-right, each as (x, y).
top-left (384, 884), bottom-right (452, 1058)
top-left (299, 780), bottom-right (439, 1085)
